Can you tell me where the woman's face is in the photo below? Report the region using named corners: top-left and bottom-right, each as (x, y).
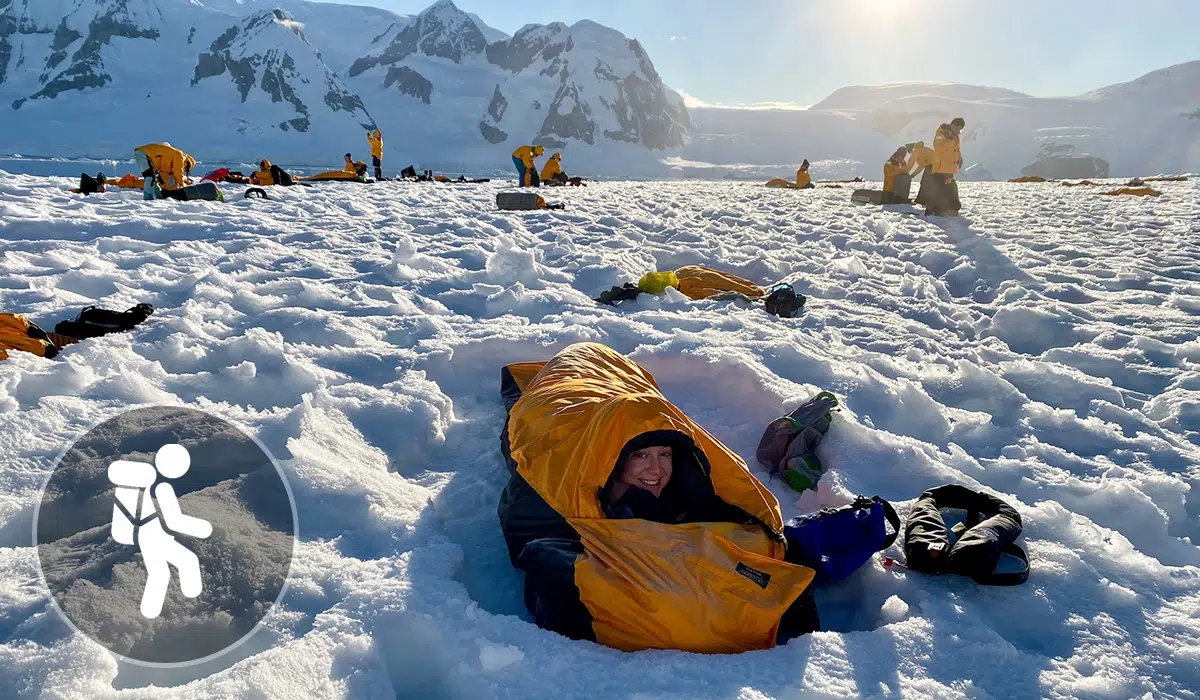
top-left (620, 445), bottom-right (673, 497)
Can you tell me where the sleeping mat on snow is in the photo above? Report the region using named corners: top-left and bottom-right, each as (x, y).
top-left (903, 484), bottom-right (1029, 586)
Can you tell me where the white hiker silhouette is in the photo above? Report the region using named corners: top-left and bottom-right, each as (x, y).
top-left (108, 444), bottom-right (212, 619)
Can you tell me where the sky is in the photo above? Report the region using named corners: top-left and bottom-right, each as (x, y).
top-left (311, 0), bottom-right (1200, 107)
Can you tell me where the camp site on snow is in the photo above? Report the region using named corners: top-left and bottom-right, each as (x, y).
top-left (0, 1), bottom-right (1197, 697)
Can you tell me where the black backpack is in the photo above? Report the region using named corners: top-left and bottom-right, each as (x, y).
top-left (763, 283), bottom-right (805, 318)
top-left (55, 303), bottom-right (154, 339)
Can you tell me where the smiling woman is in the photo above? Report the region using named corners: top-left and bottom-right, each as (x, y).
top-left (611, 444), bottom-right (674, 500)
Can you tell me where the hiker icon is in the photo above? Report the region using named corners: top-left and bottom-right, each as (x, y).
top-left (108, 444), bottom-right (212, 619)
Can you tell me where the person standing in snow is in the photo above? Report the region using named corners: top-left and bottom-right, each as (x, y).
top-left (512, 145), bottom-right (544, 187)
top-left (368, 129), bottom-right (384, 181)
top-left (927, 117), bottom-right (965, 215)
top-left (795, 159), bottom-right (814, 189)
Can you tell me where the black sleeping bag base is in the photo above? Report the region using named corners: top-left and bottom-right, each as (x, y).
top-left (901, 484), bottom-right (1030, 586)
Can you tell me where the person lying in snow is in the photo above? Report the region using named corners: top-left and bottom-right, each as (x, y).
top-left (0, 304), bottom-right (154, 362)
top-left (594, 265), bottom-right (805, 318)
top-left (71, 172), bottom-right (108, 195)
top-left (498, 342), bottom-right (821, 653)
top-left (250, 160), bottom-right (296, 187)
top-left (296, 155), bottom-right (369, 183)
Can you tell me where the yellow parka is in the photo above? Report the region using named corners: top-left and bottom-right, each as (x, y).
top-left (134, 143), bottom-right (192, 191)
top-left (540, 153), bottom-right (563, 182)
top-left (368, 130), bottom-right (383, 159)
top-left (795, 169), bottom-right (812, 189)
top-left (932, 125), bottom-right (962, 176)
top-left (502, 343), bottom-right (815, 653)
top-left (0, 313), bottom-right (54, 361)
top-left (906, 143), bottom-right (934, 177)
top-left (251, 160), bottom-right (275, 187)
top-left (513, 145), bottom-right (544, 169)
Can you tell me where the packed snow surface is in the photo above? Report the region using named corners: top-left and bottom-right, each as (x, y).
top-left (0, 173), bottom-right (1198, 699)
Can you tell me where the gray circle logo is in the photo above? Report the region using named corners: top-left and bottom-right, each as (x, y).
top-left (34, 406), bottom-right (297, 666)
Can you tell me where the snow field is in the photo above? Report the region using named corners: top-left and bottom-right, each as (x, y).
top-left (0, 173), bottom-right (1197, 698)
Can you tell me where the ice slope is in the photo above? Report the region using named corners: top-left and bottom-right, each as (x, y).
top-left (0, 174), bottom-right (1198, 698)
top-left (687, 61), bottom-right (1200, 180)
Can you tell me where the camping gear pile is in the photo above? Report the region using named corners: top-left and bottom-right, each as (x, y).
top-left (594, 266), bottom-right (806, 319)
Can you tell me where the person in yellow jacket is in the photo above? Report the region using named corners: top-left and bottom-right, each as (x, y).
top-left (795, 159), bottom-right (814, 189)
top-left (134, 143), bottom-right (191, 193)
top-left (927, 117), bottom-right (964, 215)
top-left (367, 130), bottom-right (383, 180)
top-left (905, 141), bottom-right (935, 205)
top-left (540, 153), bottom-right (566, 185)
top-left (0, 313), bottom-right (58, 361)
top-left (250, 160), bottom-right (275, 187)
top-left (512, 145), bottom-right (544, 187)
top-left (882, 147), bottom-right (910, 204)
top-left (498, 342), bottom-right (819, 652)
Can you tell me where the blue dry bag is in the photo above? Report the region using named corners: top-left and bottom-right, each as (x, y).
top-left (784, 495), bottom-right (901, 580)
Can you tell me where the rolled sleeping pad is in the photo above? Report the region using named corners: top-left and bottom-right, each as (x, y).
top-left (852, 189), bottom-right (883, 205)
top-left (497, 192), bottom-right (543, 211)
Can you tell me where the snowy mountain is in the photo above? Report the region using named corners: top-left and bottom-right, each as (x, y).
top-left (343, 1), bottom-right (689, 172)
top-left (0, 0), bottom-right (1193, 178)
top-left (0, 0), bottom-right (687, 174)
top-left (685, 62), bottom-right (1200, 179)
top-left (190, 8), bottom-right (375, 136)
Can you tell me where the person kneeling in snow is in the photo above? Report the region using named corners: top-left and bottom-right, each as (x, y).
top-left (498, 342), bottom-right (821, 653)
top-left (882, 148), bottom-right (912, 204)
top-left (540, 153), bottom-right (583, 186)
top-left (595, 265), bottom-right (805, 318)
